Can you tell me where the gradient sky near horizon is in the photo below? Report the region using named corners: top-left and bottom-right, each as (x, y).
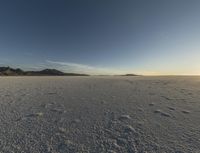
top-left (0, 0), bottom-right (200, 75)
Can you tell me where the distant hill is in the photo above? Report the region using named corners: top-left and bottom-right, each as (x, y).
top-left (123, 74), bottom-right (140, 76)
top-left (0, 67), bottom-right (25, 76)
top-left (115, 74), bottom-right (140, 76)
top-left (0, 67), bottom-right (89, 76)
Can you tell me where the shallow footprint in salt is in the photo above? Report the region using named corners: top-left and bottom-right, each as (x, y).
top-left (58, 127), bottom-right (67, 133)
top-left (123, 125), bottom-right (136, 133)
top-left (149, 103), bottom-right (155, 106)
top-left (181, 110), bottom-right (190, 114)
top-left (167, 106), bottom-right (176, 111)
top-left (161, 96), bottom-right (172, 100)
top-left (154, 109), bottom-right (171, 117)
top-left (50, 108), bottom-right (64, 114)
top-left (118, 115), bottom-right (131, 121)
top-left (25, 112), bottom-right (44, 118)
top-left (72, 118), bottom-right (81, 124)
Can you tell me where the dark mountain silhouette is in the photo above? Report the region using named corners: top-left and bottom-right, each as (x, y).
top-left (123, 74), bottom-right (140, 76)
top-left (26, 69), bottom-right (66, 76)
top-left (0, 67), bottom-right (25, 76)
top-left (114, 74), bottom-right (140, 76)
top-left (0, 67), bottom-right (89, 76)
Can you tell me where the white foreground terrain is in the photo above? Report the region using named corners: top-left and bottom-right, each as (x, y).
top-left (0, 76), bottom-right (200, 153)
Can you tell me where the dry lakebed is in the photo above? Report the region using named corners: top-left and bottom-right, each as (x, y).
top-left (0, 76), bottom-right (200, 153)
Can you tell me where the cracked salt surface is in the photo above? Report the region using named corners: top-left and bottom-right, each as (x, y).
top-left (0, 76), bottom-right (199, 152)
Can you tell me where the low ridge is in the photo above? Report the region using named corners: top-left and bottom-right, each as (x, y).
top-left (0, 67), bottom-right (89, 76)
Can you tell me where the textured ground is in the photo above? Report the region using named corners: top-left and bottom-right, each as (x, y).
top-left (0, 76), bottom-right (200, 153)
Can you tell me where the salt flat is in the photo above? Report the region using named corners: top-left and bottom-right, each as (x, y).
top-left (0, 76), bottom-right (200, 153)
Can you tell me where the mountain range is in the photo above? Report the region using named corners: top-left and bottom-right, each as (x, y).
top-left (0, 67), bottom-right (89, 76)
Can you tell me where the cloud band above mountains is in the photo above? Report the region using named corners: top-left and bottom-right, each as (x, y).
top-left (46, 60), bottom-right (127, 75)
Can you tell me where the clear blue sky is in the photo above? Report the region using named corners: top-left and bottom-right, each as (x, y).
top-left (0, 0), bottom-right (200, 75)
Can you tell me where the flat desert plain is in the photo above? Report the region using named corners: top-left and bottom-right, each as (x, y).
top-left (0, 76), bottom-right (200, 153)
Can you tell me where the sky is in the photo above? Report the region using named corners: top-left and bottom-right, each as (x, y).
top-left (0, 0), bottom-right (200, 75)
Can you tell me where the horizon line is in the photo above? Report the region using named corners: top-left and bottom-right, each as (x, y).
top-left (0, 65), bottom-right (200, 76)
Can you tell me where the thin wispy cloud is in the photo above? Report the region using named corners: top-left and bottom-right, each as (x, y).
top-left (46, 60), bottom-right (127, 75)
top-left (46, 60), bottom-right (95, 70)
